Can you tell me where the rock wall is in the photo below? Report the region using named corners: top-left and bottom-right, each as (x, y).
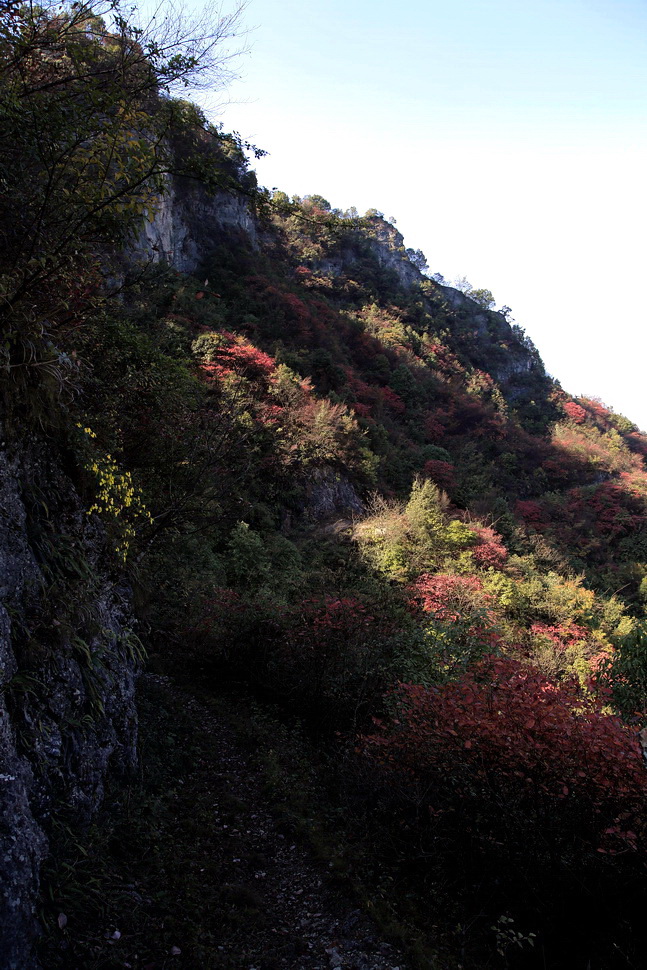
top-left (131, 174), bottom-right (257, 276)
top-left (0, 426), bottom-right (138, 970)
top-left (302, 466), bottom-right (364, 522)
top-left (366, 220), bottom-right (425, 290)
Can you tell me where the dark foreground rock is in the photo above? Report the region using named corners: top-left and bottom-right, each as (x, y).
top-left (0, 427), bottom-right (139, 970)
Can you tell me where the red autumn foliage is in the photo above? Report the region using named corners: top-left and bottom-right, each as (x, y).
top-left (344, 370), bottom-right (382, 411)
top-left (552, 423), bottom-right (641, 477)
top-left (361, 657), bottom-right (647, 851)
top-left (530, 622), bottom-right (589, 648)
top-left (618, 470), bottom-right (647, 497)
top-left (256, 402), bottom-right (285, 426)
top-left (422, 339), bottom-right (463, 377)
top-left (297, 596), bottom-right (376, 635)
top-left (563, 400), bottom-right (587, 424)
top-left (408, 573), bottom-right (501, 654)
top-left (282, 291), bottom-right (311, 327)
top-left (226, 343), bottom-right (276, 377)
top-left (199, 361), bottom-right (233, 383)
top-left (423, 413), bottom-right (446, 440)
top-left (244, 276), bottom-right (313, 335)
top-left (408, 573), bottom-right (486, 621)
top-left (542, 452), bottom-right (580, 485)
top-left (200, 333), bottom-right (276, 379)
top-left (380, 386), bottom-right (406, 415)
top-left (422, 459), bottom-right (456, 492)
top-left (580, 397), bottom-right (612, 422)
top-left (565, 483), bottom-right (643, 539)
top-left (469, 524), bottom-right (508, 569)
top-left (515, 499), bottom-right (546, 527)
top-left (351, 402), bottom-right (372, 419)
top-left (445, 395), bottom-right (489, 435)
top-left (626, 432), bottom-right (647, 460)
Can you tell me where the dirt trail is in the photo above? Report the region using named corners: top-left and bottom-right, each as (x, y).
top-left (42, 673), bottom-right (419, 970)
top-left (162, 674), bottom-right (410, 970)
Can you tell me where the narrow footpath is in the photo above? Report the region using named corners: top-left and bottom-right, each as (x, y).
top-left (41, 673), bottom-right (418, 970)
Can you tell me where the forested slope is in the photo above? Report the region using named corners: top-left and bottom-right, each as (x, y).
top-left (3, 3), bottom-right (647, 968)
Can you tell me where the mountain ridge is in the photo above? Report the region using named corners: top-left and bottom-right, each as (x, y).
top-left (2, 5), bottom-right (647, 967)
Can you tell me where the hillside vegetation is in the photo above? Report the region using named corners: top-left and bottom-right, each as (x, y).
top-left (3, 3), bottom-right (647, 968)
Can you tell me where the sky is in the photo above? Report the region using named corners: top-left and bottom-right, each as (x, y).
top-left (183, 0), bottom-right (647, 429)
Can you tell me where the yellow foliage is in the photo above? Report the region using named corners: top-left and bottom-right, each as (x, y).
top-left (77, 424), bottom-right (151, 562)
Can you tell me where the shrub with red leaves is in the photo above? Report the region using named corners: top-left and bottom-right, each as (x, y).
top-left (470, 524), bottom-right (508, 569)
top-left (423, 414), bottom-right (446, 440)
top-left (408, 573), bottom-right (485, 621)
top-left (563, 400), bottom-right (587, 424)
top-left (407, 573), bottom-right (501, 664)
top-left (515, 499), bottom-right (546, 527)
top-left (361, 657), bottom-right (647, 857)
top-left (198, 332), bottom-right (276, 380)
top-left (422, 459), bottom-right (456, 492)
top-left (352, 402), bottom-right (372, 419)
top-left (297, 595), bottom-right (376, 635)
top-left (566, 482), bottom-right (643, 539)
top-left (530, 622), bottom-right (589, 648)
top-left (381, 386), bottom-right (406, 414)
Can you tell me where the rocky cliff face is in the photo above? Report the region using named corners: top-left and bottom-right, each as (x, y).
top-left (302, 466), bottom-right (364, 521)
top-left (0, 427), bottom-right (138, 970)
top-left (132, 174), bottom-right (257, 275)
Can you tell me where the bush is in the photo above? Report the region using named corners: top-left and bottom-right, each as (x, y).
top-left (269, 595), bottom-right (397, 731)
top-left (362, 657), bottom-right (647, 863)
top-left (598, 620), bottom-right (647, 719)
top-left (226, 522), bottom-right (271, 588)
top-left (357, 657), bottom-right (647, 966)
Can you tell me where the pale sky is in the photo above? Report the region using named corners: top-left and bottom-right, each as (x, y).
top-left (187, 0), bottom-right (647, 429)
